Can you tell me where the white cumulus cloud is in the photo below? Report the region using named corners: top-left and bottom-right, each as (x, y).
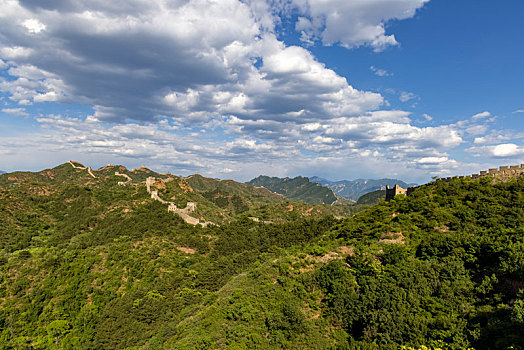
top-left (22, 18), bottom-right (46, 34)
top-left (490, 143), bottom-right (523, 158)
top-left (0, 0), bottom-right (491, 181)
top-left (0, 0), bottom-right (388, 124)
top-left (291, 0), bottom-right (429, 51)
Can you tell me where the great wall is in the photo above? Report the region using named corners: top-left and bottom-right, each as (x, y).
top-left (115, 172), bottom-right (132, 186)
top-left (69, 161), bottom-right (213, 227)
top-left (68, 161), bottom-right (97, 178)
top-left (439, 164), bottom-right (524, 182)
top-left (69, 160), bottom-right (524, 214)
top-left (146, 176), bottom-right (215, 227)
top-left (386, 163), bottom-right (524, 201)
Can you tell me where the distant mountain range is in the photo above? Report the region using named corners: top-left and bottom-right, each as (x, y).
top-left (310, 176), bottom-right (417, 201)
top-left (247, 175), bottom-right (339, 205)
top-left (0, 170), bottom-right (5, 175)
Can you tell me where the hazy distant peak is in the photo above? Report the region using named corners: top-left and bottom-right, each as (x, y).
top-left (310, 176), bottom-right (416, 200)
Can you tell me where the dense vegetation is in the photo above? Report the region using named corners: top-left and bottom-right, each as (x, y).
top-left (248, 175), bottom-right (339, 205)
top-left (356, 189), bottom-right (385, 205)
top-left (311, 176), bottom-right (415, 200)
top-left (0, 164), bottom-right (523, 349)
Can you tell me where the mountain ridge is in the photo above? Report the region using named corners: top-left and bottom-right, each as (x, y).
top-left (0, 162), bottom-right (358, 226)
top-left (310, 176), bottom-right (417, 200)
top-left (247, 175), bottom-right (340, 205)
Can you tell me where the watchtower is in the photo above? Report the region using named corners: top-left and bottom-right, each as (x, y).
top-left (385, 184), bottom-right (407, 201)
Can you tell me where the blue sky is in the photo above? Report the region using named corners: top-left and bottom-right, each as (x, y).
top-left (0, 0), bottom-right (522, 183)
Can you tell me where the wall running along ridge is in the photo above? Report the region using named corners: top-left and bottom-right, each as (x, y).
top-left (386, 164), bottom-right (524, 201)
top-left (440, 164), bottom-right (524, 182)
top-left (68, 161), bottom-right (97, 178)
top-left (115, 172), bottom-right (132, 186)
top-left (68, 161), bottom-right (213, 226)
top-left (146, 177), bottom-right (215, 227)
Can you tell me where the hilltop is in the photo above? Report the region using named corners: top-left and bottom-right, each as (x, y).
top-left (0, 162), bottom-right (357, 228)
top-left (310, 176), bottom-right (416, 200)
top-left (247, 175), bottom-right (341, 205)
top-left (1, 163), bottom-right (523, 349)
top-left (355, 189), bottom-right (385, 205)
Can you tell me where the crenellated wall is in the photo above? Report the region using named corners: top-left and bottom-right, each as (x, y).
top-left (440, 164), bottom-right (524, 182)
top-left (385, 184), bottom-right (407, 201)
top-left (115, 172), bottom-right (132, 185)
top-left (385, 184), bottom-right (418, 201)
top-left (146, 176), bottom-right (214, 227)
top-left (386, 164), bottom-right (524, 201)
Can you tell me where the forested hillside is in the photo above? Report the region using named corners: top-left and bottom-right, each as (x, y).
top-left (248, 175), bottom-right (339, 205)
top-left (0, 165), bottom-right (523, 349)
top-left (355, 189), bottom-right (385, 205)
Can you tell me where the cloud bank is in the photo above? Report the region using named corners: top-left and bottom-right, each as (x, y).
top-left (2, 0), bottom-right (517, 181)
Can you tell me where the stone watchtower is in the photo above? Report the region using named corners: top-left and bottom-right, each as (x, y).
top-left (385, 184), bottom-right (407, 201)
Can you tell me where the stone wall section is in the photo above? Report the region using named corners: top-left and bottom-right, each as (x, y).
top-left (146, 176), bottom-right (214, 227)
top-left (115, 172), bottom-right (132, 186)
top-left (385, 184), bottom-right (408, 201)
top-left (68, 162), bottom-right (214, 226)
top-left (440, 164), bottom-right (524, 182)
top-left (386, 164), bottom-right (524, 201)
top-left (146, 176), bottom-right (154, 193)
top-left (68, 161), bottom-right (97, 178)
